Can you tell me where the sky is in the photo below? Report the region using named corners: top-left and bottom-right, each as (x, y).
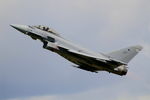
top-left (0, 0), bottom-right (150, 100)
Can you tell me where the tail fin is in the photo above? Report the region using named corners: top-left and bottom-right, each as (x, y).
top-left (107, 45), bottom-right (143, 64)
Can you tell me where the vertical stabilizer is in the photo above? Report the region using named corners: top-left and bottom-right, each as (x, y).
top-left (107, 45), bottom-right (143, 64)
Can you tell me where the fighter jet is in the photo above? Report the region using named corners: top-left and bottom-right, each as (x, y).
top-left (10, 24), bottom-right (143, 76)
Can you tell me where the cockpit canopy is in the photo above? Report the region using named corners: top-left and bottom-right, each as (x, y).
top-left (34, 25), bottom-right (61, 37)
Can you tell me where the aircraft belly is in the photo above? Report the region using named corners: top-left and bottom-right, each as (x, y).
top-left (55, 48), bottom-right (105, 71)
top-left (57, 51), bottom-right (88, 66)
top-left (53, 47), bottom-right (127, 75)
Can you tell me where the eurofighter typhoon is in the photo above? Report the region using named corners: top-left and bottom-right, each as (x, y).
top-left (11, 24), bottom-right (143, 76)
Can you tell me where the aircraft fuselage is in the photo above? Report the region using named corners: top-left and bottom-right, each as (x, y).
top-left (11, 24), bottom-right (142, 76)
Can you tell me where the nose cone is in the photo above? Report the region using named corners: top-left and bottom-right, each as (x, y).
top-left (10, 24), bottom-right (28, 33)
